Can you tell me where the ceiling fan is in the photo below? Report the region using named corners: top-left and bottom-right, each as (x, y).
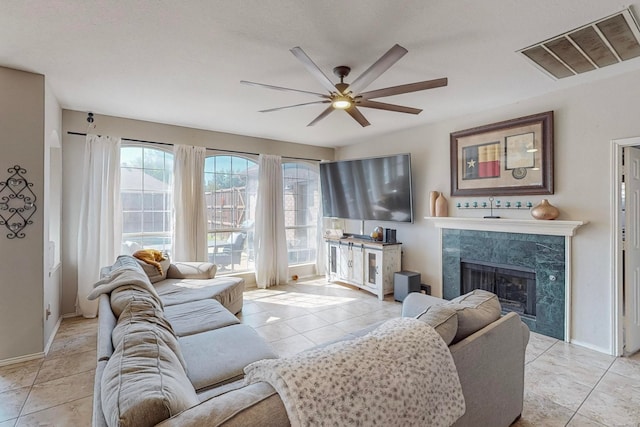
top-left (241, 44), bottom-right (448, 127)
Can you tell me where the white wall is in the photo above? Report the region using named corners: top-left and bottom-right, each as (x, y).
top-left (61, 110), bottom-right (335, 314)
top-left (43, 80), bottom-right (62, 350)
top-left (0, 67), bottom-right (45, 361)
top-left (337, 68), bottom-right (640, 354)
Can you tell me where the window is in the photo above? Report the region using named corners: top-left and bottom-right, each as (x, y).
top-left (120, 145), bottom-right (174, 255)
top-left (204, 155), bottom-right (257, 273)
top-left (283, 162), bottom-right (320, 265)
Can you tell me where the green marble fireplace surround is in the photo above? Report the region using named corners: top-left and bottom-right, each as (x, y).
top-left (433, 217), bottom-right (586, 342)
top-left (442, 228), bottom-right (565, 339)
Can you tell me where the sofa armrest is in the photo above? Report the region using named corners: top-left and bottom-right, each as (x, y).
top-left (157, 382), bottom-right (290, 427)
top-left (167, 262), bottom-right (217, 279)
top-left (449, 312), bottom-right (529, 427)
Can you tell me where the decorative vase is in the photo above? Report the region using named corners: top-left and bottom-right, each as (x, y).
top-left (530, 199), bottom-right (559, 220)
top-left (429, 191), bottom-right (440, 217)
top-left (371, 226), bottom-right (384, 241)
top-left (435, 193), bottom-right (448, 217)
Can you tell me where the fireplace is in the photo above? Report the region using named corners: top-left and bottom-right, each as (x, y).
top-left (461, 260), bottom-right (536, 319)
top-left (433, 217), bottom-right (587, 342)
top-left (440, 228), bottom-right (567, 340)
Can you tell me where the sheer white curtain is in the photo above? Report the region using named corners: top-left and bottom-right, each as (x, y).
top-left (312, 162), bottom-right (326, 276)
top-left (77, 134), bottom-right (122, 318)
top-left (172, 144), bottom-right (207, 262)
top-left (254, 154), bottom-right (289, 288)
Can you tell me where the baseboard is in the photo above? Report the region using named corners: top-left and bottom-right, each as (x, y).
top-left (569, 339), bottom-right (613, 356)
top-left (0, 352), bottom-right (44, 367)
top-left (44, 316), bottom-right (63, 355)
top-left (62, 312), bottom-right (80, 319)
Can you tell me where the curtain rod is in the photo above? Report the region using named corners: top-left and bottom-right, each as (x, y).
top-left (66, 131), bottom-right (322, 162)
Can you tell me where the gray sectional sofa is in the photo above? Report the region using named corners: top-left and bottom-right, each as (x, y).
top-left (93, 256), bottom-right (530, 427)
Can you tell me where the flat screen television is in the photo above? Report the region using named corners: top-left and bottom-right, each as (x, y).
top-left (320, 154), bottom-right (413, 222)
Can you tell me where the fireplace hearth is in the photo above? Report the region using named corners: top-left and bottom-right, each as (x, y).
top-left (461, 261), bottom-right (536, 319)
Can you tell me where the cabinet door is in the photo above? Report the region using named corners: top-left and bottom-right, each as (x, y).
top-left (338, 243), bottom-right (351, 280)
top-left (351, 245), bottom-right (364, 285)
top-left (327, 242), bottom-right (339, 276)
top-left (364, 248), bottom-right (382, 289)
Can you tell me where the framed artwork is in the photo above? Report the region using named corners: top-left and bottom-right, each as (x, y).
top-left (450, 111), bottom-right (554, 196)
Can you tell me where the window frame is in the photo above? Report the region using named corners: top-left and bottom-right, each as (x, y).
top-left (120, 143), bottom-right (174, 255)
top-left (282, 160), bottom-right (321, 266)
top-left (204, 153), bottom-right (258, 274)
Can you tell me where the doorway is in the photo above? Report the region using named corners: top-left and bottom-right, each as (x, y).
top-left (612, 137), bottom-right (640, 356)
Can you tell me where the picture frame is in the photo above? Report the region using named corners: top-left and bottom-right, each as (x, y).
top-left (450, 111), bottom-right (554, 196)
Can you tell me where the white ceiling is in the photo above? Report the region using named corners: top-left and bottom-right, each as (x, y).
top-left (2, 1), bottom-right (640, 148)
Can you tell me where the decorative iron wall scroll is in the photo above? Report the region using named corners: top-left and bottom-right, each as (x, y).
top-left (0, 165), bottom-right (37, 239)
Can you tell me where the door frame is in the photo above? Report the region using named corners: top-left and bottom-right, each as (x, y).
top-left (611, 136), bottom-right (640, 356)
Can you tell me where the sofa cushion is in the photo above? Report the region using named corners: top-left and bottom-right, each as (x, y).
top-left (415, 304), bottom-right (459, 345)
top-left (110, 286), bottom-right (163, 318)
top-left (178, 324), bottom-right (277, 392)
top-left (101, 254), bottom-right (144, 277)
top-left (112, 298), bottom-right (188, 371)
top-left (137, 257), bottom-right (171, 284)
top-left (448, 289), bottom-right (502, 343)
top-left (401, 293), bottom-right (446, 318)
top-left (163, 299), bottom-right (240, 337)
top-left (153, 276), bottom-right (244, 312)
top-left (101, 329), bottom-right (199, 427)
top-left (166, 262), bottom-right (217, 280)
top-left (157, 382), bottom-right (287, 427)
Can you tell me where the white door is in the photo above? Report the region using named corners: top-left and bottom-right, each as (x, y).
top-left (624, 146), bottom-right (640, 354)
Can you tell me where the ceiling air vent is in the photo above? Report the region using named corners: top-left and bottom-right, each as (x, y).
top-left (519, 8), bottom-right (640, 79)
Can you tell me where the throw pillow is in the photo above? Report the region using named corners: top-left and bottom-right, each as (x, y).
top-left (415, 304), bottom-right (458, 345)
top-left (136, 257), bottom-right (171, 283)
top-left (166, 262), bottom-right (217, 279)
top-left (448, 289), bottom-right (501, 343)
top-left (101, 329), bottom-right (199, 427)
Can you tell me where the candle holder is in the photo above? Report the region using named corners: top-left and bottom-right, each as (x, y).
top-left (0, 165), bottom-right (37, 239)
top-left (455, 197), bottom-right (532, 219)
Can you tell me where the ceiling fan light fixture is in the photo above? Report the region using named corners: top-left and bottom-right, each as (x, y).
top-left (242, 45), bottom-right (448, 127)
top-left (332, 96), bottom-right (352, 109)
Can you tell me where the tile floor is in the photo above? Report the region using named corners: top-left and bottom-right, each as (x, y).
top-left (1, 276), bottom-right (639, 426)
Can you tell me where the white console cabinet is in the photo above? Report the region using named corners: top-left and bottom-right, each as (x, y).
top-left (326, 238), bottom-right (401, 300)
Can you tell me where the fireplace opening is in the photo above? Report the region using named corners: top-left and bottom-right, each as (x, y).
top-left (461, 260), bottom-right (536, 319)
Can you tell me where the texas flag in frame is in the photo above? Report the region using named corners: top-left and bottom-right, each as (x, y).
top-left (463, 142), bottom-right (500, 180)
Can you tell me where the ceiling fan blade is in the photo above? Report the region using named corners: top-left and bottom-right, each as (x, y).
top-left (346, 106), bottom-right (371, 127)
top-left (260, 100), bottom-right (331, 113)
top-left (290, 47), bottom-right (338, 94)
top-left (240, 80), bottom-right (329, 98)
top-left (345, 44), bottom-right (408, 95)
top-left (360, 77), bottom-right (448, 100)
top-left (357, 100), bottom-right (422, 115)
top-left (307, 106), bottom-right (335, 126)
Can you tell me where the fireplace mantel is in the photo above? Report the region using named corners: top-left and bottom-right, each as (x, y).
top-left (428, 217), bottom-right (587, 236)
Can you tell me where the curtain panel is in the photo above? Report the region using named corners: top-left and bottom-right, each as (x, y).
top-left (77, 134), bottom-right (122, 317)
top-left (172, 144), bottom-right (207, 262)
top-left (311, 161), bottom-right (326, 276)
top-left (255, 154), bottom-right (289, 288)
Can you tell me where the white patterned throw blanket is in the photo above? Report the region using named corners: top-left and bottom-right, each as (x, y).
top-left (244, 317), bottom-right (465, 427)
